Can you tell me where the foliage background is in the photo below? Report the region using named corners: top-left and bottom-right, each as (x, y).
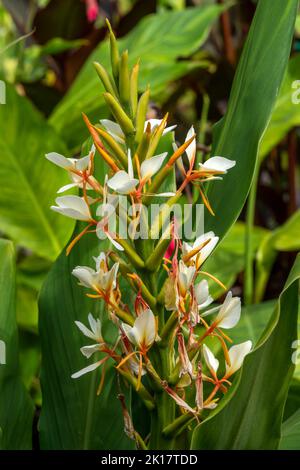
top-left (0, 0), bottom-right (300, 450)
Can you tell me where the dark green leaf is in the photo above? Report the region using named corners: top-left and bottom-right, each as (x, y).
top-left (0, 239), bottom-right (34, 449)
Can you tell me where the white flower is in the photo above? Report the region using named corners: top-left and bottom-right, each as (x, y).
top-left (178, 260), bottom-right (196, 297)
top-left (122, 308), bottom-right (157, 351)
top-left (203, 344), bottom-right (219, 378)
top-left (71, 313), bottom-right (107, 379)
top-left (182, 231), bottom-right (219, 267)
top-left (225, 341), bottom-right (252, 377)
top-left (100, 119), bottom-right (176, 145)
top-left (75, 313), bottom-right (104, 358)
top-left (46, 145), bottom-right (95, 193)
top-left (72, 252), bottom-right (119, 293)
top-left (140, 153), bottom-right (167, 182)
top-left (0, 340), bottom-right (6, 365)
top-left (107, 150), bottom-right (139, 194)
top-left (185, 126), bottom-right (196, 165)
top-left (199, 156), bottom-right (236, 174)
top-left (195, 280), bottom-right (213, 309)
top-left (214, 291), bottom-right (241, 329)
top-left (51, 195), bottom-right (92, 221)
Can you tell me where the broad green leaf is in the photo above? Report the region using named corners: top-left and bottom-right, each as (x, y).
top-left (203, 0), bottom-right (298, 240)
top-left (204, 222), bottom-right (268, 298)
top-left (0, 239), bottom-right (34, 449)
top-left (260, 54), bottom-right (300, 158)
top-left (39, 230), bottom-right (134, 450)
top-left (191, 254), bottom-right (300, 450)
top-left (0, 84), bottom-right (75, 260)
top-left (255, 209), bottom-right (300, 302)
top-left (280, 408), bottom-right (300, 450)
top-left (49, 4), bottom-right (224, 151)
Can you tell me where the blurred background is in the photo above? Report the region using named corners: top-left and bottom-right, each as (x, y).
top-left (0, 0), bottom-right (300, 440)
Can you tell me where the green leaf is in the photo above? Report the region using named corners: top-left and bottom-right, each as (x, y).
top-left (49, 4), bottom-right (225, 151)
top-left (203, 0), bottom-right (298, 240)
top-left (0, 84), bottom-right (75, 260)
top-left (280, 408), bottom-right (300, 450)
top-left (204, 222), bottom-right (268, 298)
top-left (255, 209), bottom-right (300, 302)
top-left (39, 230), bottom-right (134, 450)
top-left (260, 54), bottom-right (300, 159)
top-left (0, 239), bottom-right (34, 449)
top-left (191, 254), bottom-right (300, 450)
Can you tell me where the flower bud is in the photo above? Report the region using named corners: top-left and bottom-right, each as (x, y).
top-left (103, 92), bottom-right (135, 136)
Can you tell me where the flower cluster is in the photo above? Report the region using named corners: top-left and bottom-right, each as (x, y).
top-left (46, 21), bottom-right (252, 445)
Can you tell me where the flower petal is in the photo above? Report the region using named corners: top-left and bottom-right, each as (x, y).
top-left (140, 153), bottom-right (167, 180)
top-left (71, 361), bottom-right (102, 379)
top-left (107, 171), bottom-right (138, 194)
top-left (80, 344), bottom-right (101, 358)
top-left (185, 126), bottom-right (196, 164)
top-left (203, 344), bottom-right (219, 376)
top-left (100, 119), bottom-right (124, 143)
top-left (216, 292), bottom-right (241, 329)
top-left (46, 152), bottom-right (71, 169)
top-left (225, 340), bottom-right (252, 376)
top-left (200, 156), bottom-right (236, 173)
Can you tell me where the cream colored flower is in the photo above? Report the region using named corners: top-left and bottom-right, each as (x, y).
top-left (225, 341), bottom-right (252, 377)
top-left (72, 252), bottom-right (119, 293)
top-left (122, 308), bottom-right (157, 352)
top-left (51, 196), bottom-right (92, 221)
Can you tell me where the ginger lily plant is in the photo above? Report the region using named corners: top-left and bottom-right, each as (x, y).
top-left (46, 22), bottom-right (252, 450)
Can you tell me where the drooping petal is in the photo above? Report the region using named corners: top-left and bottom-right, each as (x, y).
top-left (140, 153), bottom-right (167, 180)
top-left (203, 344), bottom-right (219, 376)
top-left (200, 156), bottom-right (236, 173)
top-left (51, 196), bottom-right (91, 221)
top-left (46, 152), bottom-right (71, 169)
top-left (80, 344), bottom-right (101, 358)
top-left (57, 183), bottom-right (78, 193)
top-left (107, 171), bottom-right (139, 194)
top-left (225, 340), bottom-right (252, 377)
top-left (71, 361), bottom-right (102, 379)
top-left (216, 291), bottom-right (241, 329)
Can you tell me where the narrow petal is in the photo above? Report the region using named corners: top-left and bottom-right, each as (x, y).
top-left (185, 126), bottom-right (196, 164)
top-left (71, 361), bottom-right (102, 379)
top-left (88, 313), bottom-right (102, 338)
top-left (57, 183), bottom-right (78, 193)
top-left (203, 344), bottom-right (219, 376)
top-left (75, 320), bottom-right (95, 339)
top-left (46, 152), bottom-right (71, 169)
